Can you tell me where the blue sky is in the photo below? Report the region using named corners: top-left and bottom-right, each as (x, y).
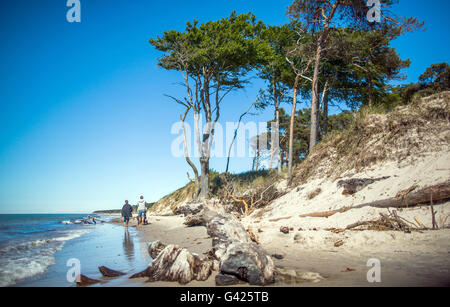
top-left (0, 0), bottom-right (448, 214)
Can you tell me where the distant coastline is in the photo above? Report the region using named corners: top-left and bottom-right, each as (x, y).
top-left (93, 209), bottom-right (121, 215)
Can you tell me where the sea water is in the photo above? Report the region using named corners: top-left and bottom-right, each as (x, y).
top-left (0, 214), bottom-right (151, 287)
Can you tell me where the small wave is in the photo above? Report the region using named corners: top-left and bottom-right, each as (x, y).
top-left (0, 230), bottom-right (91, 255)
top-left (0, 229), bottom-right (91, 287)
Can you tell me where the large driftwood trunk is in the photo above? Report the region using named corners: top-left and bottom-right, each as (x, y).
top-left (352, 182), bottom-right (450, 209)
top-left (206, 213), bottom-right (275, 286)
top-left (130, 243), bottom-right (213, 285)
top-left (299, 183), bottom-right (450, 219)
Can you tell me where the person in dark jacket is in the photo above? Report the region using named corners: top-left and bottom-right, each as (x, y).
top-left (121, 200), bottom-right (133, 228)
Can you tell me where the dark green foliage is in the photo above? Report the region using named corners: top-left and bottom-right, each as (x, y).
top-left (394, 63), bottom-right (450, 105)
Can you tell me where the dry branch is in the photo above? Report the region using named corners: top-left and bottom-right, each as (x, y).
top-left (269, 216), bottom-right (292, 222)
top-left (352, 182), bottom-right (450, 210)
top-left (299, 207), bottom-right (352, 218)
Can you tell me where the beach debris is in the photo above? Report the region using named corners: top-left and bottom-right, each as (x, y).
top-left (275, 268), bottom-right (325, 284)
top-left (280, 226), bottom-right (290, 234)
top-left (174, 202), bottom-right (204, 217)
top-left (341, 268), bottom-right (356, 273)
top-left (184, 213), bottom-right (205, 227)
top-left (325, 228), bottom-right (346, 234)
top-left (183, 206), bottom-right (221, 228)
top-left (148, 240), bottom-right (166, 259)
top-left (300, 207), bottom-right (351, 218)
top-left (350, 182), bottom-right (450, 210)
top-left (76, 274), bottom-right (103, 287)
top-left (430, 193), bottom-right (439, 230)
top-left (346, 210), bottom-right (425, 232)
top-left (269, 216), bottom-right (292, 222)
top-left (219, 241), bottom-right (275, 286)
top-left (307, 188), bottom-right (322, 200)
top-left (299, 182), bottom-right (450, 223)
top-left (130, 244), bottom-right (213, 285)
top-left (215, 273), bottom-right (244, 286)
top-left (98, 266), bottom-right (126, 278)
top-left (414, 216), bottom-right (426, 229)
top-left (206, 212), bottom-right (275, 286)
top-left (334, 240), bottom-right (344, 247)
top-left (337, 177), bottom-right (390, 195)
top-left (271, 254), bottom-right (284, 260)
top-left (247, 226), bottom-right (260, 244)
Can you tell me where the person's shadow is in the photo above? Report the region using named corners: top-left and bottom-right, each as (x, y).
top-left (123, 229), bottom-right (135, 264)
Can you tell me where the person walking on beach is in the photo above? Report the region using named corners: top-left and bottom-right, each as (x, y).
top-left (137, 196), bottom-right (146, 226)
top-left (121, 200), bottom-right (133, 228)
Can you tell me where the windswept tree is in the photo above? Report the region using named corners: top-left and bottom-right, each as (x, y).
top-left (287, 0), bottom-right (423, 151)
top-left (256, 24), bottom-right (295, 174)
top-left (150, 12), bottom-right (270, 199)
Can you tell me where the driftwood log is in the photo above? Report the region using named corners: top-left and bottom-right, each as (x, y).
top-left (352, 182), bottom-right (450, 209)
top-left (173, 202), bottom-right (204, 216)
top-left (206, 213), bottom-right (275, 286)
top-left (300, 183), bottom-right (450, 219)
top-left (148, 240), bottom-right (166, 259)
top-left (130, 243), bottom-right (213, 284)
top-left (135, 204), bottom-right (275, 286)
top-left (98, 266), bottom-right (126, 278)
top-left (76, 274), bottom-right (102, 287)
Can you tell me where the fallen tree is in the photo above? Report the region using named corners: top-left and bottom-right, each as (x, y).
top-left (300, 183), bottom-right (450, 219)
top-left (352, 182), bottom-right (450, 209)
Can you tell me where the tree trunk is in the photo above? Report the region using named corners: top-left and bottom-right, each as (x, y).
top-left (182, 109), bottom-right (200, 199)
top-left (272, 79), bottom-right (282, 175)
top-left (321, 85), bottom-right (329, 138)
top-left (367, 72), bottom-right (374, 108)
top-left (200, 158), bottom-right (209, 200)
top-left (276, 107), bottom-right (282, 174)
top-left (309, 3), bottom-right (337, 151)
top-left (288, 75), bottom-right (300, 184)
top-left (310, 45), bottom-right (322, 151)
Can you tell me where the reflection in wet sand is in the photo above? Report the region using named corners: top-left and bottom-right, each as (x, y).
top-left (123, 229), bottom-right (135, 263)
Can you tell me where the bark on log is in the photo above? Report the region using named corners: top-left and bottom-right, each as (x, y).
top-left (174, 202), bottom-right (204, 217)
top-left (215, 273), bottom-right (244, 286)
top-left (184, 214), bottom-right (205, 227)
top-left (148, 240), bottom-right (166, 259)
top-left (98, 266), bottom-right (126, 278)
top-left (206, 213), bottom-right (275, 286)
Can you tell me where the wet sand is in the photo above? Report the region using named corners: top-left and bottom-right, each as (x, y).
top-left (111, 215), bottom-right (218, 287)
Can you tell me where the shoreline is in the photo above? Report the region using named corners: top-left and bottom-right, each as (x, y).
top-left (111, 215), bottom-right (218, 287)
top-left (111, 213), bottom-right (450, 287)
